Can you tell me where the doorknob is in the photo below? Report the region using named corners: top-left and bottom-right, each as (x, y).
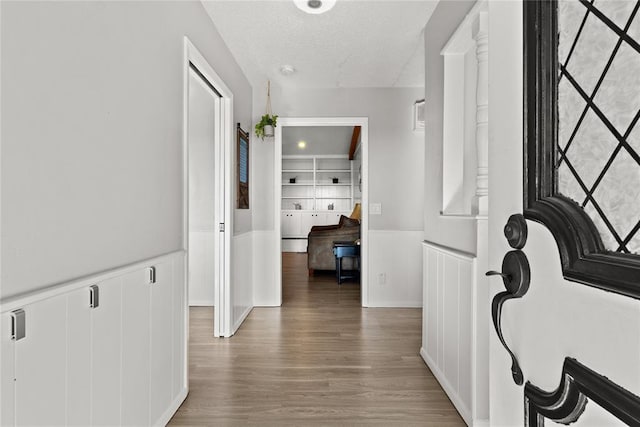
top-left (488, 249), bottom-right (531, 386)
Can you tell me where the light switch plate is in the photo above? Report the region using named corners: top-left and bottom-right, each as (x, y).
top-left (370, 203), bottom-right (382, 215)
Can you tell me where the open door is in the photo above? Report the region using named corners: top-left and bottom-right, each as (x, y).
top-left (488, 1), bottom-right (640, 425)
top-left (184, 38), bottom-right (233, 338)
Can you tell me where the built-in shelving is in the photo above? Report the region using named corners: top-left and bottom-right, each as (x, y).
top-left (281, 155), bottom-right (354, 211)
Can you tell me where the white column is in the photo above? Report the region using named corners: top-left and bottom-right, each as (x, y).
top-left (473, 12), bottom-right (489, 215)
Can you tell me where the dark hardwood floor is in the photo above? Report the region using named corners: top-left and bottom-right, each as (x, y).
top-left (168, 252), bottom-right (464, 426)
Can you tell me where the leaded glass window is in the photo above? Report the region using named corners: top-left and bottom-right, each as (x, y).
top-left (557, 0), bottom-right (640, 254)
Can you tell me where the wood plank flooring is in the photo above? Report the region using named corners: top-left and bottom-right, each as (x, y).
top-left (169, 252), bottom-right (464, 426)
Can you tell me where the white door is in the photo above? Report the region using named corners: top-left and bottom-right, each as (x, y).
top-left (187, 67), bottom-right (221, 316)
top-left (488, 2), bottom-right (640, 426)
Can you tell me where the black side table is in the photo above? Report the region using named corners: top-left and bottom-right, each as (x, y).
top-left (332, 241), bottom-right (360, 284)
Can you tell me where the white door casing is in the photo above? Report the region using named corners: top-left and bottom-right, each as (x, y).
top-left (183, 38), bottom-right (234, 337)
top-left (274, 118), bottom-right (369, 307)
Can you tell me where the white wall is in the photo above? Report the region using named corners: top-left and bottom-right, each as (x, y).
top-left (251, 86), bottom-right (425, 307)
top-left (423, 0), bottom-right (477, 254)
top-left (1, 1), bottom-right (253, 299)
top-left (488, 2), bottom-right (640, 426)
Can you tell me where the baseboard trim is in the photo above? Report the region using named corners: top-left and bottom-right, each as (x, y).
top-left (420, 347), bottom-right (472, 426)
top-left (367, 301), bottom-right (422, 308)
top-left (188, 300), bottom-right (214, 307)
top-left (232, 306), bottom-right (253, 335)
top-left (154, 386), bottom-right (188, 426)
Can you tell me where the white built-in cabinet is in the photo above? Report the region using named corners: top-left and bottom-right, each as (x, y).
top-left (281, 211), bottom-right (350, 238)
top-left (0, 252), bottom-right (186, 426)
top-left (281, 211), bottom-right (349, 252)
top-left (281, 155), bottom-right (355, 252)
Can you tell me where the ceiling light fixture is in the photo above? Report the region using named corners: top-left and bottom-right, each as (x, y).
top-left (280, 65), bottom-right (296, 76)
top-left (294, 0), bottom-right (336, 15)
top-left (298, 141), bottom-right (307, 149)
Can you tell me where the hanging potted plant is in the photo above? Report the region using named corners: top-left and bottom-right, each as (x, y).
top-left (255, 80), bottom-right (278, 140)
top-left (255, 113), bottom-right (278, 139)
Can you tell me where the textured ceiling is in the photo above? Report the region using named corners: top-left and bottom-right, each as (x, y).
top-left (202, 0), bottom-right (437, 88)
top-left (283, 126), bottom-right (354, 155)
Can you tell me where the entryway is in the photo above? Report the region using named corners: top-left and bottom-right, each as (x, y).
top-left (274, 118), bottom-right (370, 307)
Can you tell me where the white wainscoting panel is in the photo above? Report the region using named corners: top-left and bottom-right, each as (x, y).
top-left (188, 230), bottom-right (215, 306)
top-left (14, 296), bottom-right (68, 426)
top-left (1, 312), bottom-right (15, 426)
top-left (91, 276), bottom-right (122, 426)
top-left (0, 251), bottom-right (187, 427)
top-left (253, 230), bottom-right (280, 307)
top-left (367, 230), bottom-right (423, 307)
top-left (232, 232), bottom-right (254, 333)
top-left (421, 241), bottom-right (486, 426)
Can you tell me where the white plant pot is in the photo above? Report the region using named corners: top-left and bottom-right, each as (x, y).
top-left (264, 125), bottom-right (274, 137)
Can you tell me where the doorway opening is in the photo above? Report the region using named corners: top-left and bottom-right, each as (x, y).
top-left (183, 38), bottom-right (233, 338)
top-left (274, 118), bottom-right (369, 307)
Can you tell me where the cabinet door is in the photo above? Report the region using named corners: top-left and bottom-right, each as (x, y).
top-left (300, 212), bottom-right (314, 237)
top-left (281, 212), bottom-right (292, 237)
top-left (92, 277), bottom-right (122, 426)
top-left (15, 297), bottom-right (67, 426)
top-left (1, 312), bottom-right (15, 427)
top-left (312, 213), bottom-right (329, 227)
top-left (121, 268), bottom-right (151, 427)
top-left (326, 212), bottom-right (344, 225)
top-left (67, 288), bottom-right (92, 426)
top-left (150, 261), bottom-right (173, 424)
top-left (282, 211), bottom-right (302, 237)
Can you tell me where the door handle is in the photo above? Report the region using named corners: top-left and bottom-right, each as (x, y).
top-left (486, 271), bottom-right (511, 280)
top-left (487, 249), bottom-right (531, 386)
top-left (487, 213), bottom-right (530, 385)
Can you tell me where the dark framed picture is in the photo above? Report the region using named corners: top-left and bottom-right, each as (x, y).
top-left (237, 123), bottom-right (249, 209)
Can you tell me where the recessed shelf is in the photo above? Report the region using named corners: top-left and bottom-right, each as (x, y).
top-left (316, 183), bottom-right (351, 186)
top-left (282, 183), bottom-right (314, 186)
top-left (316, 197), bottom-right (352, 199)
top-left (283, 169), bottom-right (314, 173)
top-left (316, 169), bottom-right (351, 173)
top-left (282, 196), bottom-right (314, 199)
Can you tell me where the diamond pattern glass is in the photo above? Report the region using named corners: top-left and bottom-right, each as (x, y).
top-left (557, 0), bottom-right (640, 254)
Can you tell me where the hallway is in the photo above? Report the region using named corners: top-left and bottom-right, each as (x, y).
top-left (169, 253), bottom-right (464, 426)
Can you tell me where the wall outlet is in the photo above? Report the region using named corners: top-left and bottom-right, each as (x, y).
top-left (370, 203), bottom-right (382, 215)
top-left (378, 273), bottom-right (386, 285)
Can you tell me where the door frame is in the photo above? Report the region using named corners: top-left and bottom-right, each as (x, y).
top-left (183, 37), bottom-right (234, 337)
top-left (274, 117), bottom-right (369, 306)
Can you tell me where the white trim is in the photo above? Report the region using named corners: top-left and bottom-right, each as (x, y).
top-left (369, 301), bottom-right (422, 308)
top-left (420, 347), bottom-right (473, 426)
top-left (183, 37), bottom-right (234, 337)
top-left (0, 250), bottom-right (184, 312)
top-left (274, 117), bottom-right (369, 307)
top-left (153, 387), bottom-right (188, 427)
top-left (232, 306), bottom-right (253, 335)
top-left (440, 0), bottom-right (488, 55)
top-left (188, 300), bottom-right (214, 307)
top-left (422, 240), bottom-right (476, 261)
